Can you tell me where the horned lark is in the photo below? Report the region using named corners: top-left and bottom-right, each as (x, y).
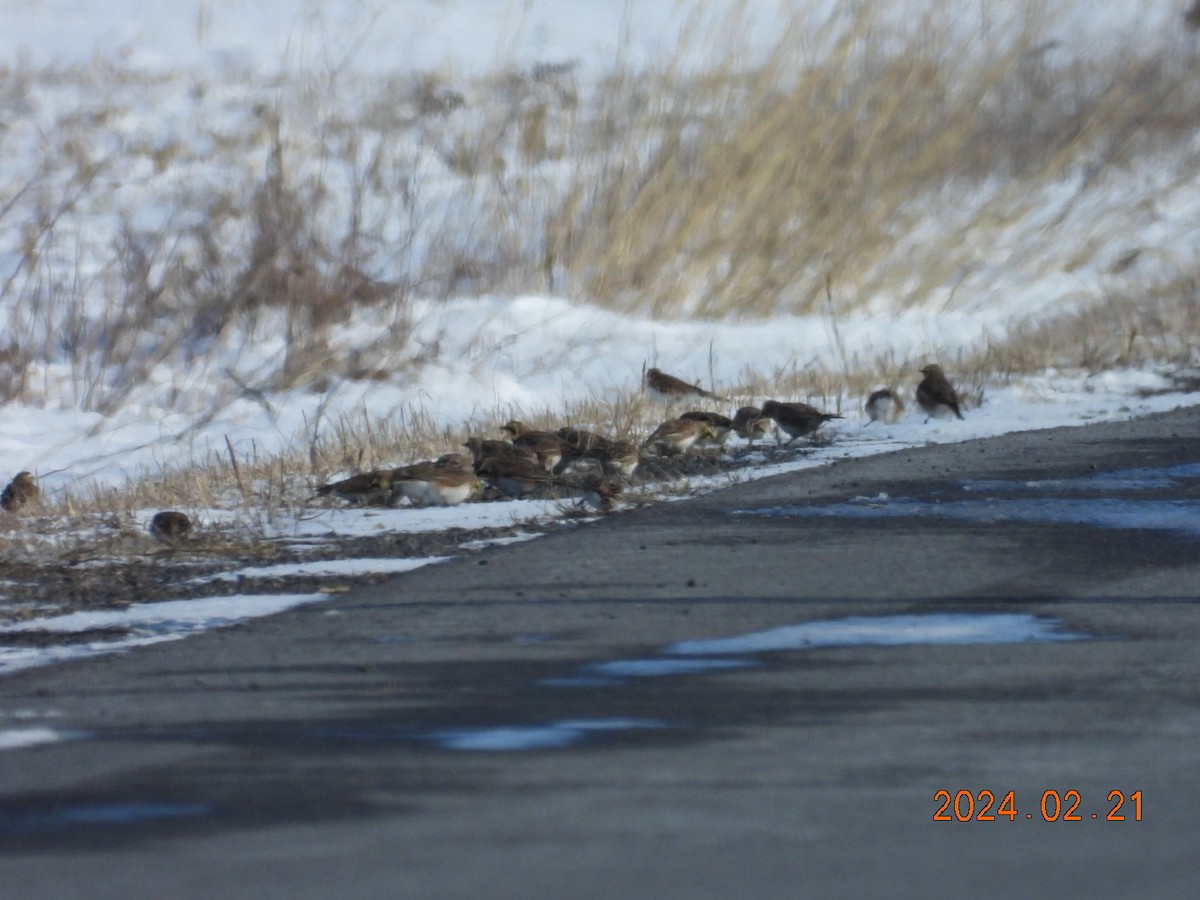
top-left (1, 471), bottom-right (39, 513)
top-left (916, 364), bottom-right (964, 421)
top-left (644, 367), bottom-right (723, 402)
top-left (556, 426), bottom-right (616, 457)
top-left (761, 400), bottom-right (843, 446)
top-left (680, 410), bottom-right (733, 446)
top-left (574, 473), bottom-right (624, 511)
top-left (434, 452), bottom-right (474, 471)
top-left (501, 420), bottom-right (566, 472)
top-left (392, 460), bottom-right (479, 506)
top-left (731, 406), bottom-right (771, 447)
top-left (555, 426), bottom-right (622, 472)
top-left (641, 417), bottom-right (714, 455)
top-left (316, 470), bottom-right (392, 505)
top-left (149, 510), bottom-right (193, 543)
top-left (595, 439), bottom-right (641, 477)
top-left (477, 456), bottom-right (559, 498)
top-left (864, 388), bottom-right (905, 425)
top-left (464, 437), bottom-right (536, 469)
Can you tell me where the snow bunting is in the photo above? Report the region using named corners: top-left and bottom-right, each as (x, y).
top-left (1, 471), bottom-right (39, 513)
top-left (864, 388), bottom-right (905, 424)
top-left (644, 367), bottom-right (723, 402)
top-left (916, 364), bottom-right (964, 421)
top-left (761, 400), bottom-right (843, 446)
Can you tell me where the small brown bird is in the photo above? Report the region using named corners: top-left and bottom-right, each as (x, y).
top-left (556, 426), bottom-right (616, 457)
top-left (315, 470), bottom-right (393, 505)
top-left (761, 400), bottom-right (843, 446)
top-left (477, 456), bottom-right (560, 498)
top-left (731, 406), bottom-right (771, 447)
top-left (464, 437), bottom-right (537, 470)
top-left (680, 410), bottom-right (733, 446)
top-left (392, 458), bottom-right (479, 506)
top-left (864, 388), bottom-right (905, 425)
top-left (1, 471), bottom-right (39, 513)
top-left (573, 473), bottom-right (624, 511)
top-left (501, 420), bottom-right (567, 472)
top-left (644, 367), bottom-right (723, 402)
top-left (149, 510), bottom-right (193, 543)
top-left (555, 426), bottom-right (621, 472)
top-left (594, 439), bottom-right (641, 478)
top-left (641, 417), bottom-right (715, 455)
top-left (915, 364), bottom-right (964, 421)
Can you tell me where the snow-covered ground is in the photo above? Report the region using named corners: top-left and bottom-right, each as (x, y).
top-left (2, 1), bottom-right (1199, 677)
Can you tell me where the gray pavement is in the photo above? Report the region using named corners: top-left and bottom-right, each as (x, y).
top-left (2, 404), bottom-right (1200, 898)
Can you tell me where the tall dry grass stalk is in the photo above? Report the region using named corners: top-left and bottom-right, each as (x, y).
top-left (553, 1), bottom-right (1200, 317)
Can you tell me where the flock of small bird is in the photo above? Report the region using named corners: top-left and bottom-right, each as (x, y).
top-left (0, 363), bottom-right (967, 537)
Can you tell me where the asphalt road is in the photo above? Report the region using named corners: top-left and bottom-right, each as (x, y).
top-left (2, 404), bottom-right (1200, 898)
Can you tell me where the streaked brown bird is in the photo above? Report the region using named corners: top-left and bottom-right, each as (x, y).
top-left (644, 367), bottom-right (723, 402)
top-left (761, 400), bottom-right (843, 446)
top-left (316, 470), bottom-right (392, 505)
top-left (680, 410), bottom-right (733, 446)
top-left (731, 406), bottom-right (772, 447)
top-left (392, 458), bottom-right (479, 506)
top-left (464, 437), bottom-right (536, 470)
top-left (594, 439), bottom-right (641, 478)
top-left (1, 471), bottom-right (39, 513)
top-left (555, 426), bottom-right (620, 472)
top-left (641, 417), bottom-right (715, 455)
top-left (501, 420), bottom-right (567, 472)
top-left (477, 456), bottom-right (560, 498)
top-left (556, 426), bottom-right (616, 457)
top-left (149, 510), bottom-right (193, 543)
top-left (573, 473), bottom-right (624, 511)
top-left (915, 364), bottom-right (964, 421)
top-left (864, 388), bottom-right (905, 425)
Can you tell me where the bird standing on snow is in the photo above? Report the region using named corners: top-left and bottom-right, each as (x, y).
top-left (915, 364), bottom-right (965, 421)
top-left (641, 417), bottom-right (715, 455)
top-left (573, 474), bottom-right (624, 511)
top-left (392, 456), bottom-right (480, 506)
top-left (644, 367), bottom-right (723, 402)
top-left (731, 406), bottom-right (772, 448)
top-left (864, 388), bottom-right (905, 425)
top-left (679, 410), bottom-right (733, 447)
top-left (1, 471), bottom-right (39, 513)
top-left (476, 455), bottom-right (559, 498)
top-left (761, 400), bottom-right (843, 446)
top-left (316, 470), bottom-right (393, 505)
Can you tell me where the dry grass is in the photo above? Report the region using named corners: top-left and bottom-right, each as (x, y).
top-left (3, 1), bottom-right (1200, 410)
top-left (552, 3), bottom-right (1200, 317)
